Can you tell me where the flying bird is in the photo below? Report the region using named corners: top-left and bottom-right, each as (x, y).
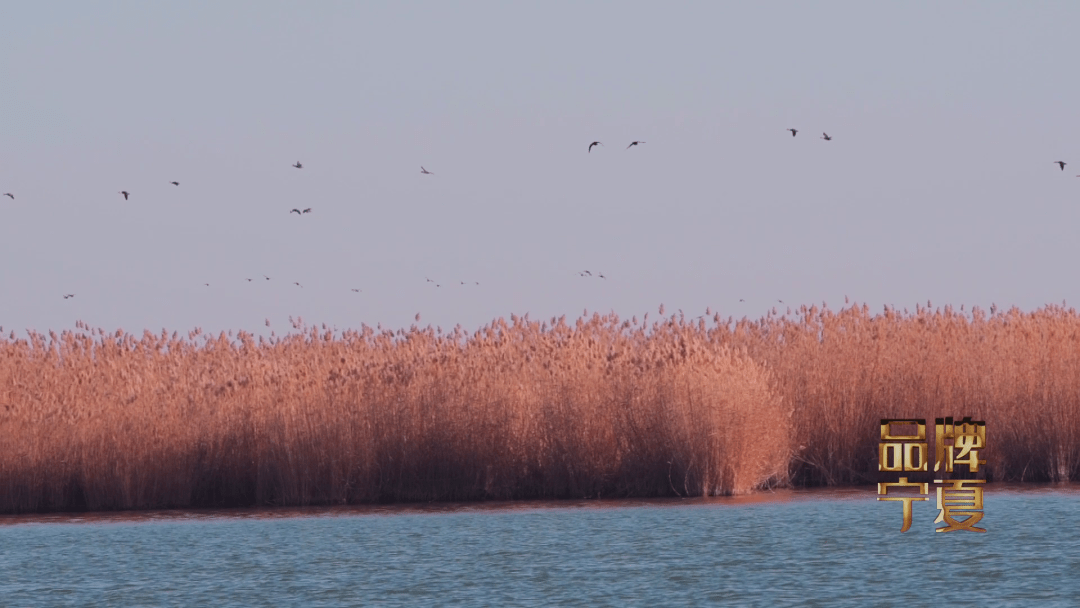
top-left (170, 181), bottom-right (179, 186)
top-left (302, 208), bottom-right (312, 214)
top-left (204, 283), bottom-right (210, 287)
top-left (739, 299), bottom-right (745, 302)
top-left (263, 275), bottom-right (271, 280)
top-left (821, 133), bottom-right (832, 141)
top-left (119, 191), bottom-right (130, 200)
top-left (290, 209), bottom-right (302, 215)
top-left (351, 288), bottom-right (361, 293)
top-left (293, 161), bottom-right (303, 169)
top-left (246, 278), bottom-right (253, 282)
top-left (626, 141), bottom-right (645, 149)
top-left (294, 282), bottom-right (302, 288)
top-left (63, 294), bottom-right (75, 299)
top-left (598, 273), bottom-right (607, 279)
top-left (1055, 161), bottom-right (1067, 171)
top-left (588, 142), bottom-right (602, 153)
top-left (3, 193), bottom-right (13, 200)
top-left (787, 129), bottom-right (798, 137)
top-left (421, 166), bottom-right (433, 175)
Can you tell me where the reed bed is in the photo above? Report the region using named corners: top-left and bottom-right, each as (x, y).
top-left (2, 302), bottom-right (1078, 514)
top-left (0, 314), bottom-right (789, 513)
top-left (707, 302), bottom-right (1080, 486)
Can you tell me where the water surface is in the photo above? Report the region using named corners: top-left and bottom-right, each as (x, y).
top-left (2, 485), bottom-right (1077, 606)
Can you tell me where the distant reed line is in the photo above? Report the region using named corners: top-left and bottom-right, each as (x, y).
top-left (1, 303), bottom-right (1077, 513)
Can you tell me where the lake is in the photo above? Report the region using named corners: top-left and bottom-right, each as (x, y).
top-left (1, 485), bottom-right (1077, 606)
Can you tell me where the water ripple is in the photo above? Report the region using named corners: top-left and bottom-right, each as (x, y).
top-left (0, 486), bottom-right (1077, 606)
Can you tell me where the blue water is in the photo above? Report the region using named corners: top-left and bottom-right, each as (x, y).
top-left (1, 486), bottom-right (1077, 606)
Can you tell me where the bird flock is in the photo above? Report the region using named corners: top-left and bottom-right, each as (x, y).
top-left (5, 132), bottom-right (1076, 305)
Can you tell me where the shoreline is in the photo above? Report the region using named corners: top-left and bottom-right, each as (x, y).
top-left (3, 482), bottom-right (1077, 526)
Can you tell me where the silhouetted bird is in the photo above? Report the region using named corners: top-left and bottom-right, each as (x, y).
top-left (739, 299), bottom-right (745, 302)
top-left (588, 142), bottom-right (602, 153)
top-left (294, 282), bottom-right (302, 288)
top-left (626, 141), bottom-right (645, 149)
top-left (302, 208), bottom-right (312, 214)
top-left (599, 273), bottom-right (606, 279)
top-left (204, 283), bottom-right (210, 287)
top-left (290, 209), bottom-right (302, 215)
top-left (246, 278), bottom-right (253, 282)
top-left (821, 133), bottom-right (832, 141)
top-left (1055, 161), bottom-right (1067, 171)
top-left (170, 181), bottom-right (179, 186)
top-left (3, 193), bottom-right (13, 200)
top-left (421, 166), bottom-right (433, 175)
top-left (119, 191), bottom-right (130, 200)
top-left (263, 275), bottom-right (271, 280)
top-left (351, 288), bottom-right (361, 292)
top-left (63, 294), bottom-right (75, 299)
top-left (787, 129), bottom-right (798, 137)
top-left (293, 162), bottom-right (303, 169)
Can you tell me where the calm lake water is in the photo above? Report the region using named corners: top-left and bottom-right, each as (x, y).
top-left (1, 485), bottom-right (1077, 607)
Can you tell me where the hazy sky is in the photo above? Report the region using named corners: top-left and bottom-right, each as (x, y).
top-left (3, 2), bottom-right (1079, 335)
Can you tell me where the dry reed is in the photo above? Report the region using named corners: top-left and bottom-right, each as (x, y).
top-left (3, 302), bottom-right (1077, 514)
top-left (706, 302), bottom-right (1080, 486)
top-left (0, 313), bottom-right (789, 513)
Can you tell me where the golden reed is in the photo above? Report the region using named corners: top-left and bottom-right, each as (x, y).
top-left (0, 312), bottom-right (788, 513)
top-left (1, 302), bottom-right (1077, 513)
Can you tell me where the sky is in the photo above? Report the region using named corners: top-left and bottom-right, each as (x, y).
top-left (3, 2), bottom-right (1080, 336)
